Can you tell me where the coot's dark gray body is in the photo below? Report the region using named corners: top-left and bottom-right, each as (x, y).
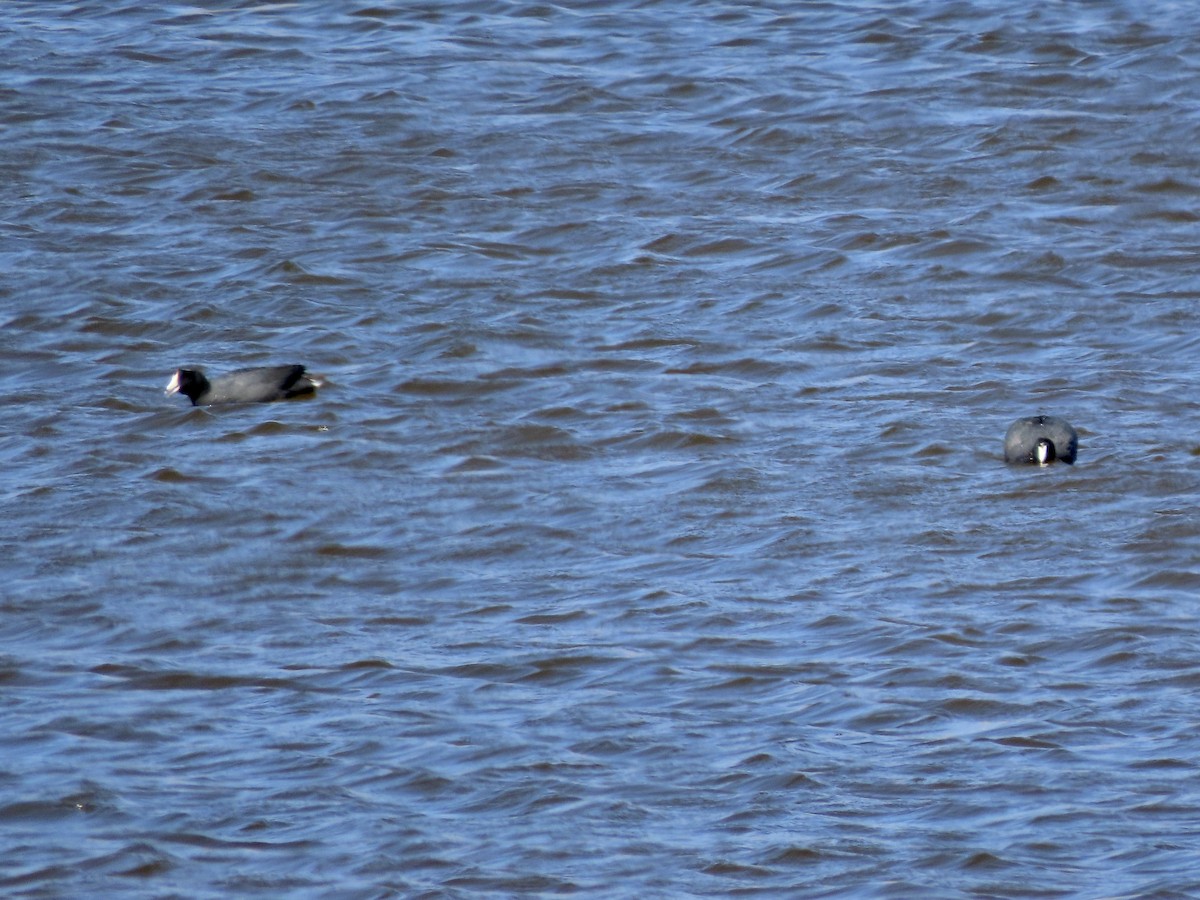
top-left (1003, 415), bottom-right (1078, 465)
top-left (165, 365), bottom-right (322, 406)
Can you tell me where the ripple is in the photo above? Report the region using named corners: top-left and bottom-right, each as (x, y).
top-left (5, 1), bottom-right (1200, 897)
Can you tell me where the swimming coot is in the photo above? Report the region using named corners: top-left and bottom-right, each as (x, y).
top-left (165, 365), bottom-right (322, 406)
top-left (1003, 415), bottom-right (1078, 465)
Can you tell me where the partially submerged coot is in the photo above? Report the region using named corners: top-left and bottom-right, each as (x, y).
top-left (1004, 415), bottom-right (1078, 465)
top-left (165, 365), bottom-right (322, 406)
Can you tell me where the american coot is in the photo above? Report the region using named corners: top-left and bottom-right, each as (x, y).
top-left (1004, 415), bottom-right (1078, 465)
top-left (165, 365), bottom-right (323, 406)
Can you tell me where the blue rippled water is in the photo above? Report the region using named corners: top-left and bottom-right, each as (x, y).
top-left (3, 2), bottom-right (1200, 897)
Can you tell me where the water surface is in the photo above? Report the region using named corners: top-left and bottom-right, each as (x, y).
top-left (3, 2), bottom-right (1200, 897)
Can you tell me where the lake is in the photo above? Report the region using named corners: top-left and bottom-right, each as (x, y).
top-left (3, 2), bottom-right (1200, 897)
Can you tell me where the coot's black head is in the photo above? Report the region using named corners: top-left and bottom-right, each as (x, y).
top-left (1034, 437), bottom-right (1056, 466)
top-left (165, 368), bottom-right (210, 405)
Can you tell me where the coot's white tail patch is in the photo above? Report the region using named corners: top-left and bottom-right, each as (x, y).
top-left (1035, 438), bottom-right (1053, 466)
